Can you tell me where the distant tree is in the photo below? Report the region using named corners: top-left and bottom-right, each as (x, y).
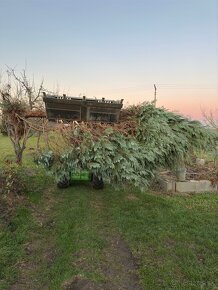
top-left (202, 109), bottom-right (218, 130)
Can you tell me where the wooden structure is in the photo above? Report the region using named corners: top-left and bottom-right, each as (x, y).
top-left (43, 93), bottom-right (123, 122)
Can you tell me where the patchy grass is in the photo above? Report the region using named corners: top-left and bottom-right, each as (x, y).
top-left (0, 134), bottom-right (218, 289)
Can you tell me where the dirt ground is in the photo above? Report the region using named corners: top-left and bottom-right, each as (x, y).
top-left (63, 232), bottom-right (143, 290)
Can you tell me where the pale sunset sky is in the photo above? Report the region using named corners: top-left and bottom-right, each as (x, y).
top-left (0, 0), bottom-right (217, 119)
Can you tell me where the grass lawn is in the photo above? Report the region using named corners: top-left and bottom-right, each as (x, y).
top-left (0, 134), bottom-right (40, 166)
top-left (0, 135), bottom-right (218, 289)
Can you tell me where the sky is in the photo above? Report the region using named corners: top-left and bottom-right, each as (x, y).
top-left (0, 0), bottom-right (217, 119)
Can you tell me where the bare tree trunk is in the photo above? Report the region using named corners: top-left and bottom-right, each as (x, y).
top-left (7, 120), bottom-right (30, 165)
top-left (36, 131), bottom-right (42, 151)
top-left (12, 141), bottom-right (25, 165)
top-left (15, 148), bottom-right (24, 165)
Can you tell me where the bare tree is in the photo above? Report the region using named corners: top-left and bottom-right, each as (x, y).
top-left (7, 67), bottom-right (44, 110)
top-left (0, 69), bottom-right (46, 164)
top-left (202, 108), bottom-right (218, 130)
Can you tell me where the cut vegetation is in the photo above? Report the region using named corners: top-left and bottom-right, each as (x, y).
top-left (38, 103), bottom-right (217, 190)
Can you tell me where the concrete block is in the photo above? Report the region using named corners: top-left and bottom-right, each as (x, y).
top-left (159, 176), bottom-right (217, 193)
top-left (195, 180), bottom-right (217, 192)
top-left (176, 180), bottom-right (217, 193)
top-left (176, 181), bottom-right (196, 193)
top-left (159, 178), bottom-right (176, 192)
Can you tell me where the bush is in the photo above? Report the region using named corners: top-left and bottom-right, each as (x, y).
top-left (0, 164), bottom-right (26, 196)
top-left (34, 150), bottom-right (54, 169)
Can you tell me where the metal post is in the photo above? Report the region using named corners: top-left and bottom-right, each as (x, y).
top-left (154, 84), bottom-right (157, 107)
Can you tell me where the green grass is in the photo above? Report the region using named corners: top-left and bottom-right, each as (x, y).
top-left (38, 186), bottom-right (108, 289)
top-left (0, 207), bottom-right (34, 289)
top-left (104, 189), bottom-right (218, 289)
top-left (0, 134), bottom-right (218, 289)
top-left (0, 134), bottom-right (40, 166)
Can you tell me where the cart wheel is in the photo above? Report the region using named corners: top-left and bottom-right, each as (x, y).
top-left (57, 175), bottom-right (70, 188)
top-left (92, 174), bottom-right (104, 190)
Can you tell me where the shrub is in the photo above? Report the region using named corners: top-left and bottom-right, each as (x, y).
top-left (0, 164), bottom-right (26, 196)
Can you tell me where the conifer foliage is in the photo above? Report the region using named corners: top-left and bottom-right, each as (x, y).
top-left (40, 103), bottom-right (217, 189)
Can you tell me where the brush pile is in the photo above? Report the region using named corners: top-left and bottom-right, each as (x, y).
top-left (40, 103), bottom-right (217, 189)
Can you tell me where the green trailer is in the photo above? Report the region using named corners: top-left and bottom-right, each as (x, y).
top-left (57, 171), bottom-right (104, 190)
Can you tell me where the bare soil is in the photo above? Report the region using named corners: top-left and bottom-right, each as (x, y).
top-left (65, 232), bottom-right (143, 290)
top-left (99, 233), bottom-right (143, 290)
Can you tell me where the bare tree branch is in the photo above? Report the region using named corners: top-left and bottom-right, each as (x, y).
top-left (6, 67), bottom-right (44, 110)
top-left (202, 108), bottom-right (218, 130)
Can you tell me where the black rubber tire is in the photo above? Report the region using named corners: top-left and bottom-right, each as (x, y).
top-left (92, 174), bottom-right (104, 190)
top-left (57, 175), bottom-right (70, 188)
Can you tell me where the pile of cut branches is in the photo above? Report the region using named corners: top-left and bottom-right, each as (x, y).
top-left (39, 103), bottom-right (217, 190)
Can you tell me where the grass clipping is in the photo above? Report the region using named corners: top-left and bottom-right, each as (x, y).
top-left (41, 103), bottom-right (217, 190)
